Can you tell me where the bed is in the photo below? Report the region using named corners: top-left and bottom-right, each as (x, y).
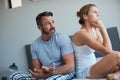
top-left (25, 27), bottom-right (120, 79)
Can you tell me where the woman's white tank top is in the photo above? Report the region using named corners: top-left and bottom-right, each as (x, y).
top-left (73, 29), bottom-right (97, 71)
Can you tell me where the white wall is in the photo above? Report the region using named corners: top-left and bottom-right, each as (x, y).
top-left (0, 0), bottom-right (120, 75)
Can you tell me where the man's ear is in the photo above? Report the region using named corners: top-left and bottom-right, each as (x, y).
top-left (37, 25), bottom-right (42, 30)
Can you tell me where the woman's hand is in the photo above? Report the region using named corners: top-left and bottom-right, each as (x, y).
top-left (91, 20), bottom-right (105, 30)
top-left (96, 20), bottom-right (105, 29)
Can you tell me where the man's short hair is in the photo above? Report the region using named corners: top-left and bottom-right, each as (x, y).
top-left (36, 11), bottom-right (53, 25)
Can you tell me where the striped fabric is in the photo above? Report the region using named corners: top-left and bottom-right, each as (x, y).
top-left (9, 72), bottom-right (36, 80)
top-left (9, 72), bottom-right (74, 80)
top-left (46, 72), bottom-right (74, 80)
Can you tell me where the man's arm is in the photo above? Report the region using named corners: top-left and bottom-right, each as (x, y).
top-left (50, 34), bottom-right (75, 74)
top-left (29, 59), bottom-right (52, 79)
top-left (42, 53), bottom-right (75, 75)
top-left (53, 53), bottom-right (75, 74)
top-left (32, 59), bottom-right (41, 69)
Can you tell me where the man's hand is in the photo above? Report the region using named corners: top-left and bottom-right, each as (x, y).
top-left (29, 68), bottom-right (44, 79)
top-left (42, 63), bottom-right (56, 74)
top-left (29, 63), bottom-right (56, 79)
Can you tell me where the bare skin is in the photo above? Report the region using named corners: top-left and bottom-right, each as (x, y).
top-left (73, 5), bottom-right (120, 79)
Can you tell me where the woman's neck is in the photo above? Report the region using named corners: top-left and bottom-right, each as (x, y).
top-left (82, 23), bottom-right (93, 32)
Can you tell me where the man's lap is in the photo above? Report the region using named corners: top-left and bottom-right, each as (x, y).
top-left (9, 72), bottom-right (74, 80)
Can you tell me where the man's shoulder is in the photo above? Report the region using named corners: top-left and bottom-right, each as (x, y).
top-left (55, 32), bottom-right (69, 39)
top-left (31, 36), bottom-right (41, 47)
top-left (55, 32), bottom-right (71, 44)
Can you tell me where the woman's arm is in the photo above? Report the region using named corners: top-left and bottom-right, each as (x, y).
top-left (96, 20), bottom-right (112, 50)
top-left (75, 31), bottom-right (110, 55)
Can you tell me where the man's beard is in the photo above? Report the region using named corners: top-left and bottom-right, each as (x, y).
top-left (42, 27), bottom-right (55, 36)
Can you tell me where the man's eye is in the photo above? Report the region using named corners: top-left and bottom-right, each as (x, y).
top-left (44, 22), bottom-right (50, 26)
top-left (48, 22), bottom-right (51, 25)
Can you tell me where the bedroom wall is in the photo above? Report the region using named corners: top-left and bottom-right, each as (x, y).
top-left (0, 0), bottom-right (120, 75)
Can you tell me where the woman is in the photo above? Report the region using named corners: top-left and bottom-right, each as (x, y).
top-left (73, 4), bottom-right (120, 79)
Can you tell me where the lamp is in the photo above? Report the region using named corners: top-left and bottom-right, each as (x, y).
top-left (9, 63), bottom-right (18, 72)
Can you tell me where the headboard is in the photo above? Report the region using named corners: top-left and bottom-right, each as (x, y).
top-left (94, 27), bottom-right (120, 57)
top-left (25, 27), bottom-right (120, 71)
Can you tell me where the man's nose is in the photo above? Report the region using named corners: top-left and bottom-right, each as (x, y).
top-left (50, 23), bottom-right (55, 28)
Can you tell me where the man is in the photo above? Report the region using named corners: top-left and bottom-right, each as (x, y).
top-left (10, 11), bottom-right (75, 80)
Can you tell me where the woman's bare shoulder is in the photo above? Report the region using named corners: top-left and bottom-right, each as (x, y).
top-left (73, 30), bottom-right (89, 43)
top-left (74, 30), bottom-right (89, 38)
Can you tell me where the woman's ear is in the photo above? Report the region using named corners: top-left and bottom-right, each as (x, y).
top-left (83, 14), bottom-right (88, 20)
